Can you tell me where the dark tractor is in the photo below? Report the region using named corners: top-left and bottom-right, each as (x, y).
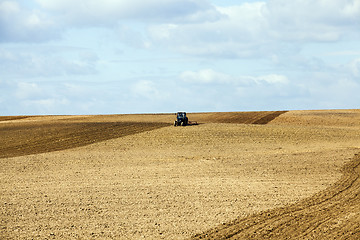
top-left (174, 112), bottom-right (188, 126)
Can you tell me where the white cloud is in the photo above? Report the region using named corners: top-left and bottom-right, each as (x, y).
top-left (0, 0), bottom-right (57, 42)
top-left (148, 2), bottom-right (269, 58)
top-left (0, 47), bottom-right (98, 78)
top-left (254, 74), bottom-right (289, 85)
top-left (20, 97), bottom-right (71, 115)
top-left (15, 82), bottom-right (43, 100)
top-left (180, 69), bottom-right (232, 83)
top-left (0, 81), bottom-right (69, 115)
top-left (148, 0), bottom-right (360, 58)
top-left (180, 69), bottom-right (288, 85)
top-left (35, 0), bottom-right (222, 26)
top-left (264, 0), bottom-right (360, 42)
top-left (0, 79), bottom-right (120, 115)
top-left (0, 0), bottom-right (221, 43)
top-left (326, 51), bottom-right (360, 57)
top-left (171, 68), bottom-right (293, 111)
top-left (132, 80), bottom-right (167, 100)
top-left (306, 77), bottom-right (360, 109)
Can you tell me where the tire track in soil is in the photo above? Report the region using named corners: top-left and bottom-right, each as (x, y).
top-left (192, 153), bottom-right (360, 239)
top-left (0, 121), bottom-right (169, 159)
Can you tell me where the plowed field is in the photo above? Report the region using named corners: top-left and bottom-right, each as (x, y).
top-left (1, 110), bottom-right (360, 239)
top-left (0, 111), bottom-right (285, 159)
top-left (0, 121), bottom-right (168, 159)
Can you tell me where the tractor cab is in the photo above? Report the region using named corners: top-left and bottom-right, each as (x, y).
top-left (177, 112), bottom-right (186, 120)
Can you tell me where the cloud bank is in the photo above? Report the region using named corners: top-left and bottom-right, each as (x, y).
top-left (1, 0), bottom-right (359, 115)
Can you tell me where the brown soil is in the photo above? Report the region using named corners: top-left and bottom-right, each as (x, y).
top-left (1, 110), bottom-right (360, 239)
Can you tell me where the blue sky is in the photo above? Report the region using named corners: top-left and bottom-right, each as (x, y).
top-left (0, 0), bottom-right (359, 115)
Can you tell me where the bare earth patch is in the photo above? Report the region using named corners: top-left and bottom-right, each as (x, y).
top-left (1, 110), bottom-right (360, 239)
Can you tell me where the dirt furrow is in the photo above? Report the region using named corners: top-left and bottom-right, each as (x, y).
top-left (192, 153), bottom-right (360, 239)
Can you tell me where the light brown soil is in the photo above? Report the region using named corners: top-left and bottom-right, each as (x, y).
top-left (1, 110), bottom-right (360, 239)
top-left (192, 154), bottom-right (360, 240)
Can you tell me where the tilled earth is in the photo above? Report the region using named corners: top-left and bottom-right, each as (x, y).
top-left (1, 110), bottom-right (360, 239)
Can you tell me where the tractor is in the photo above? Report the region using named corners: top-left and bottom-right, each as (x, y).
top-left (174, 112), bottom-right (197, 126)
top-left (174, 112), bottom-right (188, 126)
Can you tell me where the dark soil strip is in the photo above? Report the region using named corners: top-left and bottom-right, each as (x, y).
top-left (191, 111), bottom-right (288, 125)
top-left (191, 153), bottom-right (360, 239)
top-left (0, 121), bottom-right (168, 159)
top-left (252, 111), bottom-right (288, 124)
top-left (0, 116), bottom-right (30, 122)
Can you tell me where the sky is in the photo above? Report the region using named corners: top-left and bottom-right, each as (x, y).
top-left (0, 0), bottom-right (360, 115)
